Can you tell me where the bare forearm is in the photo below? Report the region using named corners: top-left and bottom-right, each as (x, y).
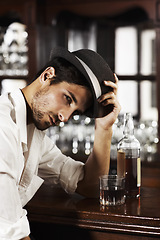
top-left (77, 75), bottom-right (121, 198)
top-left (87, 127), bottom-right (112, 176)
top-left (93, 125), bottom-right (112, 168)
top-left (77, 127), bottom-right (113, 197)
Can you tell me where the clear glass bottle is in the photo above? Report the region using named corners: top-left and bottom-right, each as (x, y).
top-left (117, 113), bottom-right (141, 198)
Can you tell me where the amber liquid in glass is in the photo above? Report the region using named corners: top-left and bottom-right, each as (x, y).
top-left (100, 187), bottom-right (125, 206)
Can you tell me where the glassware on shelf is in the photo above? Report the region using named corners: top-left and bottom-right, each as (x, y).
top-left (47, 114), bottom-right (158, 163)
top-left (0, 22), bottom-right (28, 76)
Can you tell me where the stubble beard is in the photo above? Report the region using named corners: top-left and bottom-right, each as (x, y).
top-left (31, 89), bottom-right (51, 130)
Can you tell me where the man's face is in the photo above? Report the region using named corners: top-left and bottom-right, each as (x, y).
top-left (31, 81), bottom-right (92, 130)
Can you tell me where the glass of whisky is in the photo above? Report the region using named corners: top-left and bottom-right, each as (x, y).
top-left (99, 174), bottom-right (126, 206)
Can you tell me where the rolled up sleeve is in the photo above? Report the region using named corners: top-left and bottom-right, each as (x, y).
top-left (38, 135), bottom-right (84, 194)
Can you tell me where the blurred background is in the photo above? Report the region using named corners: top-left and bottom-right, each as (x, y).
top-left (0, 0), bottom-right (159, 167)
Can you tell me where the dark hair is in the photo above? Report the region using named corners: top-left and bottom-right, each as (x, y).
top-left (35, 57), bottom-right (91, 91)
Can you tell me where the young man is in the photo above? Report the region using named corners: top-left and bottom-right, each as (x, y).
top-left (0, 47), bottom-right (121, 239)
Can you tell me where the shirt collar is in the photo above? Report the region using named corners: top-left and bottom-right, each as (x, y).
top-left (10, 89), bottom-right (27, 146)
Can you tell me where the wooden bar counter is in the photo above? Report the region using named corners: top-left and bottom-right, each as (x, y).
top-left (26, 164), bottom-right (160, 240)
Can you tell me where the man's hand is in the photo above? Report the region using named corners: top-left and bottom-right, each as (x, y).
top-left (96, 74), bottom-right (121, 131)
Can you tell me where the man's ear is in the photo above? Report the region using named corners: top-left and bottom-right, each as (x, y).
top-left (40, 67), bottom-right (55, 82)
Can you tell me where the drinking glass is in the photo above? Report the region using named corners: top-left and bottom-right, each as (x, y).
top-left (99, 175), bottom-right (126, 206)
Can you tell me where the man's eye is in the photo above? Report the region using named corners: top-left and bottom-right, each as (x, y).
top-left (65, 95), bottom-right (72, 104)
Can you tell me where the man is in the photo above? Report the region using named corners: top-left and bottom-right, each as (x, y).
top-left (0, 47), bottom-right (121, 239)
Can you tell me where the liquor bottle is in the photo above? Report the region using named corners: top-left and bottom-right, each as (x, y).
top-left (117, 113), bottom-right (141, 198)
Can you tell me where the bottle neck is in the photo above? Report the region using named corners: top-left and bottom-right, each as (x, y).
top-left (123, 113), bottom-right (134, 138)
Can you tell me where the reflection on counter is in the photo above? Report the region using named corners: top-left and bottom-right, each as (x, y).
top-left (47, 115), bottom-right (159, 163)
top-left (124, 197), bottom-right (141, 216)
top-left (99, 197), bottom-right (141, 216)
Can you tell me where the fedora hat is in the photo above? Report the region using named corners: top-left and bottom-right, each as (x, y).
top-left (50, 46), bottom-right (115, 118)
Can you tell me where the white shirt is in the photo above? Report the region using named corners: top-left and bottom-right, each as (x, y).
top-left (0, 89), bottom-right (84, 239)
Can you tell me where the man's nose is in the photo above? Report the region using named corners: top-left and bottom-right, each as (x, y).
top-left (58, 110), bottom-right (73, 122)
